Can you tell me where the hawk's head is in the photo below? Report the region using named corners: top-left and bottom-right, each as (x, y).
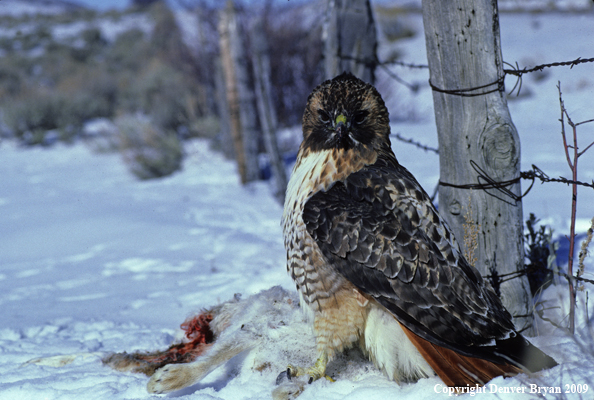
top-left (301, 72), bottom-right (391, 155)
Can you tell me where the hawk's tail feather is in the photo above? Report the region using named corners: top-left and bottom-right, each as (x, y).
top-left (492, 334), bottom-right (558, 373)
top-left (400, 324), bottom-right (524, 387)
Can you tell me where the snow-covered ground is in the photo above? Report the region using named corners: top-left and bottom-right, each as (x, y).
top-left (1, 8), bottom-right (594, 400)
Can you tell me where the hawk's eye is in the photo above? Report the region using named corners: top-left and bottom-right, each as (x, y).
top-left (317, 109), bottom-right (331, 124)
top-left (353, 111), bottom-right (368, 125)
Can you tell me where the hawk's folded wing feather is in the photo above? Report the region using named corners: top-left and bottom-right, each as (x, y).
top-left (303, 158), bottom-right (552, 371)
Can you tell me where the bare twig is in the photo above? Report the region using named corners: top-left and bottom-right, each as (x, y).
top-left (557, 82), bottom-right (594, 334)
top-left (559, 83), bottom-right (577, 334)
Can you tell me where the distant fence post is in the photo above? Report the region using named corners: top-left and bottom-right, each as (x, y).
top-left (218, 0), bottom-right (259, 184)
top-left (250, 17), bottom-right (288, 203)
top-left (324, 0), bottom-right (378, 83)
top-left (214, 57), bottom-right (235, 160)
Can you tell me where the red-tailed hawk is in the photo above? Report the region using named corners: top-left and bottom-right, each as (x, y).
top-left (281, 72), bottom-right (556, 387)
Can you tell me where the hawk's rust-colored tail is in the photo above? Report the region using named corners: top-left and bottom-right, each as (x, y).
top-left (400, 322), bottom-right (557, 387)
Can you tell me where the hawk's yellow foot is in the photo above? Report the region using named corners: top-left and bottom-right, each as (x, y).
top-left (286, 353), bottom-right (334, 384)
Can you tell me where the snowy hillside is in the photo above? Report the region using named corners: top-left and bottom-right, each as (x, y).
top-left (1, 6), bottom-right (594, 400)
top-left (0, 0), bottom-right (83, 17)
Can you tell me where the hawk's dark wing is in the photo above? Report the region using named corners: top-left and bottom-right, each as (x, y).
top-left (303, 156), bottom-right (535, 367)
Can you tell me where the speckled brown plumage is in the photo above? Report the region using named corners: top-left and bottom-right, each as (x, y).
top-left (282, 72), bottom-right (556, 386)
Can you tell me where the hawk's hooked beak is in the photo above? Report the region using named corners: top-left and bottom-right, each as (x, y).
top-left (335, 114), bottom-right (348, 139)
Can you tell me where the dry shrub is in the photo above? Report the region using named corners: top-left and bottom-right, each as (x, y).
top-left (116, 114), bottom-right (183, 180)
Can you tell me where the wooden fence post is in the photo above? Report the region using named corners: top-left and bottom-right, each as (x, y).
top-left (422, 0), bottom-right (532, 331)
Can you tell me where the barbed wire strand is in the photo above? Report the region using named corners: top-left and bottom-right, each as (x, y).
top-left (391, 133), bottom-right (439, 154)
top-left (340, 54), bottom-right (594, 95)
top-left (486, 263), bottom-right (594, 288)
top-left (393, 138), bottom-right (594, 204)
top-left (429, 76), bottom-right (505, 97)
top-left (439, 161), bottom-right (594, 205)
top-left (503, 57), bottom-right (594, 76)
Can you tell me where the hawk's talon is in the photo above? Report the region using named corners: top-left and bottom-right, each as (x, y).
top-left (275, 368), bottom-right (292, 385)
top-left (286, 364), bottom-right (304, 378)
top-left (284, 354), bottom-right (333, 385)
